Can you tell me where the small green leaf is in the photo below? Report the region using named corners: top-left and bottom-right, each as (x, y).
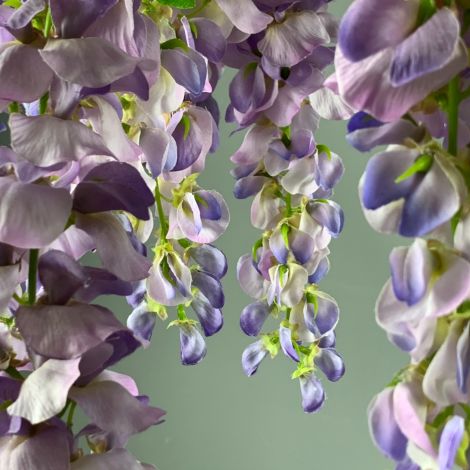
top-left (316, 144), bottom-right (332, 160)
top-left (160, 38), bottom-right (189, 52)
top-left (394, 154), bottom-right (433, 184)
top-left (280, 224), bottom-right (290, 249)
top-left (158, 0), bottom-right (196, 9)
top-left (3, 0), bottom-right (21, 7)
top-left (252, 238), bottom-right (263, 262)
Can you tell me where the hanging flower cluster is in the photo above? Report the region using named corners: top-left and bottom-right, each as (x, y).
top-left (335, 1), bottom-right (470, 468)
top-left (0, 0), bottom-right (235, 465)
top-left (224, 0), bottom-right (349, 413)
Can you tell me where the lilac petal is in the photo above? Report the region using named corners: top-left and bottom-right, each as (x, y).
top-left (231, 124), bottom-right (277, 167)
top-left (192, 18), bottom-right (226, 63)
top-left (188, 244), bottom-right (227, 279)
top-left (139, 127), bottom-right (175, 177)
top-left (76, 213), bottom-right (151, 282)
top-left (268, 228), bottom-right (288, 265)
top-left (73, 162), bottom-right (154, 220)
top-left (48, 226), bottom-right (94, 260)
top-left (191, 293), bottom-right (223, 337)
top-left (279, 324), bottom-right (299, 362)
top-left (10, 113), bottom-right (112, 167)
top-left (237, 254), bottom-right (266, 300)
top-left (171, 113), bottom-right (203, 171)
top-left (0, 426), bottom-right (71, 470)
top-left (288, 229), bottom-right (315, 265)
top-left (362, 148), bottom-right (419, 210)
top-left (307, 201), bottom-right (344, 237)
top-left (309, 85), bottom-right (355, 121)
top-left (338, 0), bottom-right (419, 62)
top-left (127, 304), bottom-right (156, 343)
top-left (396, 457), bottom-right (420, 470)
top-left (195, 190), bottom-right (222, 220)
top-left (299, 374), bottom-right (325, 413)
top-left (308, 257), bottom-right (330, 284)
top-left (393, 381), bottom-right (436, 456)
top-left (401, 155), bottom-right (463, 237)
top-left (0, 44), bottom-right (53, 103)
top-left (75, 267), bottom-right (133, 303)
top-left (70, 381), bottom-right (165, 446)
top-left (240, 302), bottom-right (269, 337)
top-left (38, 250), bottom-right (86, 305)
top-left (8, 358), bottom-right (80, 424)
top-left (40, 38), bottom-right (152, 88)
top-left (305, 294), bottom-right (339, 338)
top-left (259, 11), bottom-right (329, 67)
top-left (319, 331), bottom-right (336, 348)
top-left (0, 178), bottom-right (72, 249)
top-left (391, 9), bottom-right (460, 86)
top-left (6, 0), bottom-right (45, 30)
top-left (179, 324), bottom-right (207, 366)
top-left (347, 118), bottom-right (423, 152)
top-left (167, 252), bottom-right (192, 298)
top-left (234, 175), bottom-right (270, 199)
top-left (49, 76), bottom-right (81, 118)
top-left (214, 0), bottom-right (272, 34)
top-left (71, 448), bottom-right (146, 470)
top-left (335, 40), bottom-right (467, 123)
top-left (367, 387), bottom-right (407, 461)
top-left (242, 340), bottom-right (268, 376)
top-left (457, 322), bottom-right (470, 394)
top-left (16, 303), bottom-right (125, 359)
top-left (161, 48), bottom-right (206, 97)
top-left (389, 239), bottom-right (432, 306)
top-left (314, 348), bottom-right (345, 382)
top-left (230, 64), bottom-right (266, 114)
top-left (290, 129), bottom-right (315, 158)
top-left (315, 151), bottom-right (344, 190)
top-left (0, 264), bottom-right (21, 315)
top-left (49, 0), bottom-right (117, 38)
top-left (438, 416), bottom-right (465, 470)
top-left (192, 271), bottom-right (224, 309)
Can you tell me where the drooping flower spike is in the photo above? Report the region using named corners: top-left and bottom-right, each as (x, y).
top-left (336, 1), bottom-right (470, 468)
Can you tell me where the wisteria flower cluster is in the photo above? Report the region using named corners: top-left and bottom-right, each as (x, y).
top-left (335, 0), bottom-right (470, 468)
top-left (224, 0), bottom-right (348, 413)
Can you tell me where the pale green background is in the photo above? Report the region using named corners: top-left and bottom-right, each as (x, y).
top-left (0, 2), bottom-right (410, 468)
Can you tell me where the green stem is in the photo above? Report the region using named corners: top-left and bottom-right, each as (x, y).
top-left (39, 93), bottom-right (49, 115)
top-left (447, 76), bottom-right (460, 157)
top-left (154, 179), bottom-right (168, 241)
top-left (28, 249), bottom-right (39, 305)
top-left (177, 304), bottom-right (187, 321)
top-left (66, 401), bottom-right (77, 428)
top-left (285, 193), bottom-right (292, 216)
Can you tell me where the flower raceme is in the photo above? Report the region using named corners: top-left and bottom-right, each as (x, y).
top-left (335, 1), bottom-right (470, 468)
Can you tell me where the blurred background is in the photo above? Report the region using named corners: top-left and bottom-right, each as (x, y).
top-left (0, 1), bottom-right (409, 468)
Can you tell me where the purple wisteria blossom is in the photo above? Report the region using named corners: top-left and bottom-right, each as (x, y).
top-left (336, 1), bottom-right (470, 468)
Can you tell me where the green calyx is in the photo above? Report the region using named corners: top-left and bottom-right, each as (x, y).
top-left (394, 154), bottom-right (433, 184)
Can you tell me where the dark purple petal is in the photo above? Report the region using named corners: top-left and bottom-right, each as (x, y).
top-left (438, 416), bottom-right (465, 470)
top-left (49, 0), bottom-right (118, 38)
top-left (347, 111), bottom-right (384, 133)
top-left (76, 213), bottom-right (151, 282)
top-left (127, 304), bottom-right (156, 343)
top-left (314, 348), bottom-right (345, 382)
top-left (229, 64), bottom-right (266, 114)
top-left (69, 380), bottom-right (165, 447)
top-left (390, 9), bottom-right (460, 86)
top-left (299, 374), bottom-right (325, 413)
top-left (15, 303), bottom-right (125, 360)
top-left (307, 201), bottom-right (344, 237)
top-left (308, 257), bottom-right (330, 284)
top-left (189, 244), bottom-right (227, 279)
top-left (242, 340), bottom-right (268, 376)
top-left (191, 293), bottom-right (223, 337)
top-left (280, 324), bottom-right (299, 362)
top-left (240, 302), bottom-right (270, 336)
top-left (73, 162), bottom-right (154, 221)
top-left (38, 250), bottom-right (86, 305)
top-left (75, 267), bottom-right (134, 303)
top-left (179, 324), bottom-right (207, 366)
top-left (192, 18), bottom-right (226, 63)
top-left (367, 387), bottom-right (408, 461)
top-left (319, 331), bottom-right (336, 348)
top-left (234, 175), bottom-right (270, 199)
top-left (192, 271), bottom-right (224, 309)
top-left (338, 0), bottom-right (419, 62)
top-left (161, 47), bottom-right (206, 96)
top-left (362, 148), bottom-right (420, 210)
top-left (172, 113), bottom-right (203, 171)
